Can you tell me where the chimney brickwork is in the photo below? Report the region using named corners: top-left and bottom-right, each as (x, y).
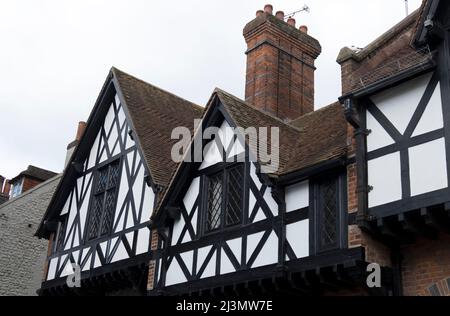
top-left (243, 5), bottom-right (322, 121)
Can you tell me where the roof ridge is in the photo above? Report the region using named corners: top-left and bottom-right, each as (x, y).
top-left (338, 9), bottom-right (420, 63)
top-left (111, 67), bottom-right (204, 112)
top-left (288, 101), bottom-right (342, 125)
top-left (213, 88), bottom-right (305, 134)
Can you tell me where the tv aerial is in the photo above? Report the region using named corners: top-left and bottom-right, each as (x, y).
top-left (284, 5), bottom-right (310, 20)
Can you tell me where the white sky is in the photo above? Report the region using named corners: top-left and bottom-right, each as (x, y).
top-left (0, 0), bottom-right (423, 179)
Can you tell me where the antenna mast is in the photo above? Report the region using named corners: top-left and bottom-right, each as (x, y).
top-left (405, 0), bottom-right (409, 16)
top-left (284, 4), bottom-right (310, 20)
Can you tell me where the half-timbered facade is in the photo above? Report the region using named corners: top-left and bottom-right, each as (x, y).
top-left (339, 0), bottom-right (450, 296)
top-left (36, 68), bottom-right (202, 295)
top-left (37, 0), bottom-right (450, 296)
top-left (148, 90), bottom-right (368, 296)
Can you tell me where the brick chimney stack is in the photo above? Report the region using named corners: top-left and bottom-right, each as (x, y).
top-left (65, 121), bottom-right (87, 168)
top-left (243, 4), bottom-right (322, 121)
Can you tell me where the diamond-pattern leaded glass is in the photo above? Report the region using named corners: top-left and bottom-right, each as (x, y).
top-left (226, 165), bottom-right (243, 226)
top-left (205, 164), bottom-right (245, 233)
top-left (88, 194), bottom-right (104, 240)
top-left (108, 163), bottom-right (120, 188)
top-left (87, 160), bottom-right (121, 240)
top-left (320, 179), bottom-right (338, 249)
top-left (56, 216), bottom-right (68, 250)
top-left (101, 190), bottom-right (116, 235)
top-left (207, 174), bottom-right (223, 232)
top-left (97, 168), bottom-right (109, 193)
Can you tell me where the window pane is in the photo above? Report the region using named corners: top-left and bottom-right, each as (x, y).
top-left (207, 173), bottom-right (223, 232)
top-left (97, 168), bottom-right (109, 193)
top-left (319, 178), bottom-right (338, 250)
top-left (226, 165), bottom-right (243, 226)
top-left (56, 216), bottom-right (68, 251)
top-left (108, 162), bottom-right (120, 189)
top-left (88, 194), bottom-right (104, 240)
top-left (101, 190), bottom-right (116, 236)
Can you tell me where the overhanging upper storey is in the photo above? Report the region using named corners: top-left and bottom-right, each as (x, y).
top-left (340, 1), bottom-right (450, 243)
top-left (147, 89), bottom-right (383, 296)
top-left (37, 67), bottom-right (203, 295)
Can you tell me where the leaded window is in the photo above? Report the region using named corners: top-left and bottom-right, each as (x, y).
top-left (205, 164), bottom-right (244, 233)
top-left (313, 173), bottom-right (346, 253)
top-left (87, 160), bottom-right (121, 240)
top-left (56, 215), bottom-right (68, 251)
top-left (319, 178), bottom-right (339, 250)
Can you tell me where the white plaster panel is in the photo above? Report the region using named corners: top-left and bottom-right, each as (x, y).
top-left (250, 163), bottom-right (263, 190)
top-left (180, 251), bottom-right (194, 275)
top-left (165, 257), bottom-right (187, 286)
top-left (171, 214), bottom-right (186, 246)
top-left (136, 228), bottom-right (150, 255)
top-left (197, 246), bottom-right (215, 279)
top-left (140, 185), bottom-right (155, 223)
top-left (253, 208), bottom-right (266, 223)
top-left (370, 73), bottom-right (432, 135)
top-left (263, 188), bottom-right (278, 216)
top-left (199, 140), bottom-right (223, 170)
top-left (220, 249), bottom-right (235, 275)
top-left (226, 238), bottom-right (241, 264)
top-left (184, 177), bottom-right (200, 212)
top-left (368, 152), bottom-right (402, 208)
top-left (247, 231), bottom-right (264, 259)
top-left (286, 220), bottom-right (309, 260)
top-left (366, 110), bottom-right (395, 152)
top-left (47, 258), bottom-right (58, 281)
top-left (250, 231), bottom-right (278, 269)
top-left (111, 241), bottom-right (129, 263)
top-left (409, 138), bottom-right (448, 196)
top-left (87, 131), bottom-right (101, 170)
top-left (285, 181), bottom-right (309, 212)
top-left (412, 82), bottom-right (443, 137)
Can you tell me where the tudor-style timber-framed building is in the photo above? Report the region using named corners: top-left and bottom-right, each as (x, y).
top-left (36, 1), bottom-right (450, 296)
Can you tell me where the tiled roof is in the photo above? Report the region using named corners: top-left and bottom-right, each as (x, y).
top-left (205, 89), bottom-right (347, 177)
top-left (154, 89), bottom-right (348, 215)
top-left (337, 6), bottom-right (434, 94)
top-left (112, 68), bottom-right (204, 187)
top-left (10, 165), bottom-right (57, 184)
top-left (285, 102), bottom-right (348, 175)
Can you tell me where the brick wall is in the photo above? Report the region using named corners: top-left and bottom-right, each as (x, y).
top-left (0, 175), bottom-right (61, 296)
top-left (337, 13), bottom-right (417, 96)
top-left (401, 235), bottom-right (450, 296)
top-left (243, 12), bottom-right (321, 121)
top-left (146, 229), bottom-right (159, 291)
top-left (22, 177), bottom-right (45, 194)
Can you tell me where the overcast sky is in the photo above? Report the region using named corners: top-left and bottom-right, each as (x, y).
top-left (0, 0), bottom-right (423, 179)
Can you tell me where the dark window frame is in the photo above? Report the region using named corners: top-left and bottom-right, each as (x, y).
top-left (85, 158), bottom-right (122, 242)
top-left (55, 214), bottom-right (69, 252)
top-left (310, 170), bottom-right (348, 255)
top-left (201, 163), bottom-right (245, 235)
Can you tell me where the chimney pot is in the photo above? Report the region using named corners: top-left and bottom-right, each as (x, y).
top-left (244, 6), bottom-right (321, 120)
top-left (275, 11), bottom-right (284, 20)
top-left (287, 18), bottom-right (296, 27)
top-left (299, 25), bottom-right (308, 34)
top-left (264, 4), bottom-right (273, 15)
top-left (76, 121), bottom-right (87, 142)
top-left (256, 10), bottom-right (264, 17)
